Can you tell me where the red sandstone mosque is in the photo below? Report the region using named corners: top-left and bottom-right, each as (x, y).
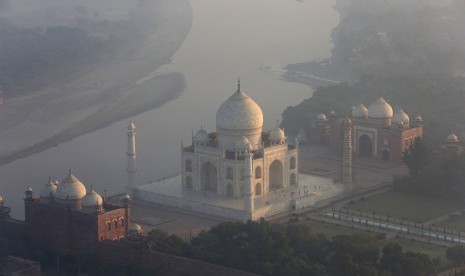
top-left (312, 97), bottom-right (423, 162)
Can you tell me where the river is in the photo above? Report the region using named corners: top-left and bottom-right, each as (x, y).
top-left (0, 0), bottom-right (339, 219)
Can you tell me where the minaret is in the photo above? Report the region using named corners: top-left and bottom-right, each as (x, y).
top-left (127, 121), bottom-right (137, 194)
top-left (342, 117), bottom-right (353, 186)
top-left (243, 145), bottom-right (254, 222)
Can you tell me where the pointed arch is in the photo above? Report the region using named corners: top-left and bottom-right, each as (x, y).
top-left (269, 160), bottom-right (284, 190)
top-left (185, 176), bottom-right (193, 189)
top-left (290, 157), bottom-right (296, 170)
top-left (201, 161), bottom-right (217, 192)
top-left (255, 166), bottom-right (262, 179)
top-left (358, 135), bottom-right (373, 157)
top-left (255, 183), bottom-right (262, 196)
top-left (185, 159), bottom-right (192, 172)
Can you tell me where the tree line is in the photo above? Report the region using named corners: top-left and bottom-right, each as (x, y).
top-left (0, 20), bottom-right (118, 96)
top-left (146, 219), bottom-right (440, 276)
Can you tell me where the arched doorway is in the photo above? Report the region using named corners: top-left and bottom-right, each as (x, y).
top-left (290, 173), bottom-right (297, 185)
top-left (185, 176), bottom-right (193, 189)
top-left (290, 157), bottom-right (296, 170)
top-left (255, 183), bottom-right (262, 196)
top-left (185, 159), bottom-right (192, 172)
top-left (201, 161), bottom-right (217, 192)
top-left (226, 183), bottom-right (233, 196)
top-left (382, 149), bottom-right (389, 161)
top-left (359, 135), bottom-right (373, 157)
top-left (269, 160), bottom-right (284, 190)
top-left (255, 166), bottom-right (262, 179)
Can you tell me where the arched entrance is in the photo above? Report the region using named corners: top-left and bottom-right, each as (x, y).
top-left (185, 176), bottom-right (193, 189)
top-left (269, 160), bottom-right (284, 190)
top-left (226, 183), bottom-right (233, 196)
top-left (255, 183), bottom-right (262, 196)
top-left (359, 135), bottom-right (373, 157)
top-left (382, 149), bottom-right (390, 161)
top-left (201, 161), bottom-right (217, 192)
top-left (290, 173), bottom-right (297, 185)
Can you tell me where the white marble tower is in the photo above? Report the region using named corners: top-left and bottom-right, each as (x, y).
top-left (243, 146), bottom-right (254, 221)
top-left (127, 121), bottom-right (137, 194)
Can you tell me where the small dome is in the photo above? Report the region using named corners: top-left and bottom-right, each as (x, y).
top-left (55, 171), bottom-right (86, 200)
top-left (330, 110), bottom-right (336, 116)
top-left (194, 129), bottom-right (209, 143)
top-left (368, 97), bottom-right (393, 118)
top-left (0, 195), bottom-right (4, 206)
top-left (392, 109), bottom-right (410, 125)
top-left (269, 127), bottom-right (286, 143)
top-left (447, 133), bottom-right (459, 143)
top-left (40, 179), bottom-right (57, 198)
top-left (235, 136), bottom-right (251, 151)
top-left (82, 188), bottom-right (103, 207)
top-left (415, 115), bottom-right (423, 121)
top-left (26, 186), bottom-right (32, 192)
top-left (316, 113), bottom-right (327, 121)
top-left (352, 104), bottom-right (368, 118)
top-left (129, 223), bottom-right (143, 234)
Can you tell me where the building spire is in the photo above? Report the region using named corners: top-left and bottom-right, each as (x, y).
top-left (127, 120), bottom-right (137, 194)
top-left (237, 78), bottom-right (241, 92)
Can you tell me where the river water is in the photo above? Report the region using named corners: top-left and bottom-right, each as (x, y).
top-left (0, 0), bottom-right (338, 218)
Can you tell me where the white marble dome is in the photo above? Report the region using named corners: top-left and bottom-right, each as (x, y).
top-left (316, 113), bottom-right (327, 121)
top-left (368, 97), bottom-right (393, 118)
top-left (55, 172), bottom-right (86, 200)
top-left (447, 133), bottom-right (459, 143)
top-left (392, 109), bottom-right (410, 125)
top-left (216, 83), bottom-right (263, 151)
top-left (194, 129), bottom-right (209, 143)
top-left (39, 179), bottom-right (57, 198)
top-left (270, 127), bottom-right (286, 143)
top-left (130, 223), bottom-right (143, 234)
top-left (352, 103), bottom-right (368, 118)
top-left (82, 188), bottom-right (103, 207)
top-left (235, 136), bottom-right (251, 151)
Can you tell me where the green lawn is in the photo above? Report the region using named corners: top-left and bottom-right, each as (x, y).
top-left (345, 190), bottom-right (464, 223)
top-left (297, 219), bottom-right (450, 266)
top-left (297, 219), bottom-right (376, 238)
top-left (438, 213), bottom-right (465, 232)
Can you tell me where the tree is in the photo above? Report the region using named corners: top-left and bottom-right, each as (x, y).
top-left (446, 245), bottom-right (465, 264)
top-left (403, 137), bottom-right (433, 178)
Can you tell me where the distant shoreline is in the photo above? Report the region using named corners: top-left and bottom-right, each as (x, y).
top-left (0, 73), bottom-right (185, 167)
top-left (0, 0), bottom-right (192, 167)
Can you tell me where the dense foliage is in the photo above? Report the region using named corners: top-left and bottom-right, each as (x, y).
top-left (330, 0), bottom-right (465, 80)
top-left (395, 137), bottom-right (465, 199)
top-left (147, 220), bottom-right (438, 275)
top-left (446, 245), bottom-right (465, 264)
top-left (281, 75), bottom-right (465, 146)
top-left (0, 20), bottom-right (116, 95)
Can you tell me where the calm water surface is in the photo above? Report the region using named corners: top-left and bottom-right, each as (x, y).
top-left (0, 0), bottom-right (338, 218)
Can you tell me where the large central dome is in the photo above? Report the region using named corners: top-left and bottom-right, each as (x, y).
top-left (216, 82), bottom-right (263, 151)
top-left (56, 171), bottom-right (86, 200)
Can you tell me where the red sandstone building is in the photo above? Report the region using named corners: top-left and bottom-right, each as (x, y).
top-left (22, 171), bottom-right (131, 253)
top-left (313, 97), bottom-right (423, 162)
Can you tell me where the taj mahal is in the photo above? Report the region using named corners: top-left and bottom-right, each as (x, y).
top-left (129, 81), bottom-right (344, 221)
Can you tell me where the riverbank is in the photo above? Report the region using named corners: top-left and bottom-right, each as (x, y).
top-left (0, 0), bottom-right (192, 165)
